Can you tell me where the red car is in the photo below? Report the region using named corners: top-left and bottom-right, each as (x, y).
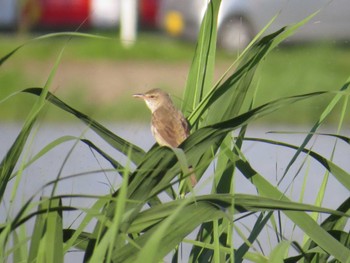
top-left (21, 0), bottom-right (159, 30)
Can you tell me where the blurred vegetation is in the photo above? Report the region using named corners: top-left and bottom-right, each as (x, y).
top-left (0, 32), bottom-right (349, 124)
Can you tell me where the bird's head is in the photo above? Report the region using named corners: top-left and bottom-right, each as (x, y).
top-left (133, 88), bottom-right (173, 113)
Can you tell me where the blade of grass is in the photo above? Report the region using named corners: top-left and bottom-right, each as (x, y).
top-left (188, 12), bottom-right (319, 127)
top-left (268, 240), bottom-right (292, 262)
top-left (0, 32), bottom-right (110, 66)
top-left (112, 194), bottom-right (347, 262)
top-left (45, 198), bottom-right (64, 263)
top-left (234, 212), bottom-right (272, 263)
top-left (244, 137), bottom-right (350, 191)
top-left (310, 89), bottom-right (349, 222)
top-left (235, 156), bottom-right (350, 262)
top-left (89, 160), bottom-right (131, 262)
top-left (11, 230), bottom-right (27, 263)
top-left (182, 0), bottom-right (221, 119)
top-left (134, 195), bottom-right (195, 263)
top-left (28, 197), bottom-right (63, 263)
top-left (277, 79), bottom-right (350, 186)
top-left (23, 88), bottom-right (145, 165)
top-left (0, 36), bottom-right (67, 204)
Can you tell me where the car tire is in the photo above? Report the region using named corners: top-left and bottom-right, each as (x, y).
top-left (218, 16), bottom-right (253, 52)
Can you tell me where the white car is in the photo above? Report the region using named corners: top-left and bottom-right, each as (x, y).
top-left (157, 0), bottom-right (350, 51)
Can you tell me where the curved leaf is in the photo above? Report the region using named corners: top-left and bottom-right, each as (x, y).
top-left (22, 88), bottom-right (145, 165)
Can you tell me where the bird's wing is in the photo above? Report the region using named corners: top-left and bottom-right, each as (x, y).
top-left (152, 108), bottom-right (189, 148)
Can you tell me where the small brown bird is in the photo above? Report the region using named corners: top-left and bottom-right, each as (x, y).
top-left (133, 88), bottom-right (197, 186)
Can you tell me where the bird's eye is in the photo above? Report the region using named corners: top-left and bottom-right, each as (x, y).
top-left (149, 95), bottom-right (155, 99)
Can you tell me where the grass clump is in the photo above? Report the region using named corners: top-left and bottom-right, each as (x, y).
top-left (0, 1), bottom-right (350, 262)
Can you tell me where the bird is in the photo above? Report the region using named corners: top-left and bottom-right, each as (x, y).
top-left (133, 88), bottom-right (197, 186)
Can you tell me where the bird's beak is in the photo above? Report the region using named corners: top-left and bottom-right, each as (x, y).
top-left (132, 93), bottom-right (145, 99)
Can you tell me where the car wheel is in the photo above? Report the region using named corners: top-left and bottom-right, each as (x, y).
top-left (218, 16), bottom-right (253, 52)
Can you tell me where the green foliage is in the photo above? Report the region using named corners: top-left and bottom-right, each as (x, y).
top-left (0, 1), bottom-right (350, 262)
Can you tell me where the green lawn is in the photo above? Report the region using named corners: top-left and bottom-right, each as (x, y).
top-left (0, 32), bottom-right (196, 61)
top-left (250, 43), bottom-right (350, 124)
top-left (1, 32), bottom-right (349, 124)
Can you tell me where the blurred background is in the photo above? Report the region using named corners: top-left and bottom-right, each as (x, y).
top-left (1, 2), bottom-right (349, 262)
top-left (1, 0), bottom-right (350, 123)
top-left (1, 0), bottom-right (350, 46)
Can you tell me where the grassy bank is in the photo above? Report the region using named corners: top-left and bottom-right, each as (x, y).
top-left (1, 33), bottom-right (350, 125)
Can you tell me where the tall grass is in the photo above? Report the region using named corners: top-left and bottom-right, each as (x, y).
top-left (1, 0), bottom-right (350, 262)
